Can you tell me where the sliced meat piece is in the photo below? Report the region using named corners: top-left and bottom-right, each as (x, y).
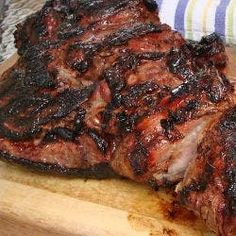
top-left (110, 63), bottom-right (233, 187)
top-left (176, 106), bottom-right (236, 236)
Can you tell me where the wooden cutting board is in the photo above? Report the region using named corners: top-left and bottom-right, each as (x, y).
top-left (0, 49), bottom-right (235, 236)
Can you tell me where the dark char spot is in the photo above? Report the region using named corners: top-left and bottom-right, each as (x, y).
top-left (129, 142), bottom-right (149, 176)
top-left (44, 127), bottom-right (75, 142)
top-left (88, 129), bottom-right (108, 153)
top-left (143, 0), bottom-right (158, 12)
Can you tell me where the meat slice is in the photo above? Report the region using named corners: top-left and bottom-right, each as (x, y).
top-left (176, 106), bottom-right (236, 236)
top-left (109, 58), bottom-right (233, 187)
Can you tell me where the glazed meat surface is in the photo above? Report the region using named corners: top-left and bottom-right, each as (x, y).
top-left (0, 0), bottom-right (233, 184)
top-left (0, 1), bottom-right (235, 235)
top-left (176, 106), bottom-right (236, 236)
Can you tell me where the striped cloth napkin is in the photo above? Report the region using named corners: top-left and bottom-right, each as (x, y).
top-left (156, 0), bottom-right (236, 45)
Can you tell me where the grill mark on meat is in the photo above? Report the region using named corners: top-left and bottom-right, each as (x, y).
top-left (38, 87), bottom-right (95, 123)
top-left (88, 129), bottom-right (109, 153)
top-left (15, 0), bottom-right (84, 51)
top-left (44, 127), bottom-right (75, 142)
top-left (167, 33), bottom-right (228, 81)
top-left (158, 68), bottom-right (232, 140)
top-left (170, 69), bottom-right (232, 103)
top-left (15, 0), bottom-right (159, 58)
top-left (116, 112), bottom-right (141, 133)
top-left (101, 51), bottom-right (165, 129)
top-left (101, 49), bottom-right (230, 140)
top-left (15, 40), bottom-right (57, 91)
top-left (220, 108), bottom-right (236, 132)
top-left (54, 0), bottom-right (159, 41)
top-left (41, 109), bottom-right (109, 151)
top-left (58, 25), bottom-right (84, 40)
top-left (14, 8), bottom-right (62, 54)
top-left (225, 166), bottom-right (236, 216)
top-left (21, 42), bottom-right (58, 66)
top-left (160, 100), bottom-right (199, 139)
top-left (74, 108), bottom-right (87, 133)
top-left (219, 107), bottom-right (236, 216)
top-left (143, 0), bottom-right (158, 12)
top-left (167, 33), bottom-right (227, 81)
top-left (129, 141), bottom-right (149, 175)
top-left (186, 33), bottom-right (228, 68)
top-left (207, 72), bottom-right (232, 103)
top-left (0, 149), bottom-right (117, 179)
top-left (67, 23), bottom-right (166, 73)
top-left (187, 33), bottom-right (222, 57)
top-left (169, 68), bottom-right (206, 98)
top-left (103, 52), bottom-right (165, 91)
top-left (53, 3), bottom-right (84, 40)
top-left (0, 85), bottom-right (95, 141)
top-left (0, 125), bottom-right (41, 143)
top-left (25, 66), bottom-right (56, 90)
top-left (68, 0), bottom-right (132, 17)
top-left (122, 82), bottom-right (160, 108)
top-left (167, 48), bottom-right (193, 80)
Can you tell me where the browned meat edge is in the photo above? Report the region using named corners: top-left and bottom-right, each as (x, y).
top-left (0, 150), bottom-right (118, 178)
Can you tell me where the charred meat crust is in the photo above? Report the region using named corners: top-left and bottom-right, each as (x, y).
top-left (67, 23), bottom-right (167, 73)
top-left (0, 150), bottom-right (117, 179)
top-left (101, 51), bottom-right (165, 130)
top-left (186, 33), bottom-right (228, 68)
top-left (219, 107), bottom-right (236, 216)
top-left (0, 81), bottom-right (96, 141)
top-left (143, 0), bottom-right (158, 12)
top-left (2, 1), bottom-right (234, 235)
top-left (14, 0), bottom-right (159, 55)
top-left (0, 0), bottom-right (233, 189)
top-left (129, 141), bottom-right (149, 176)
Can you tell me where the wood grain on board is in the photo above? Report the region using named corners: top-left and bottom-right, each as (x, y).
top-left (0, 48), bottom-right (235, 236)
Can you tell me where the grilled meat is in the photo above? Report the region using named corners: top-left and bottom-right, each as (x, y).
top-left (0, 0), bottom-right (183, 177)
top-left (0, 0), bottom-right (232, 181)
top-left (0, 0), bottom-right (235, 235)
top-left (108, 47), bottom-right (233, 187)
top-left (176, 106), bottom-right (236, 236)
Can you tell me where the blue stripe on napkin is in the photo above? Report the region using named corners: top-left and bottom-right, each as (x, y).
top-left (215, 0), bottom-right (231, 38)
top-left (174, 0), bottom-right (189, 35)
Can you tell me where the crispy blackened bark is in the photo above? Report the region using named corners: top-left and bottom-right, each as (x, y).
top-left (0, 0), bottom-right (233, 189)
top-left (0, 1), bottom-right (233, 235)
